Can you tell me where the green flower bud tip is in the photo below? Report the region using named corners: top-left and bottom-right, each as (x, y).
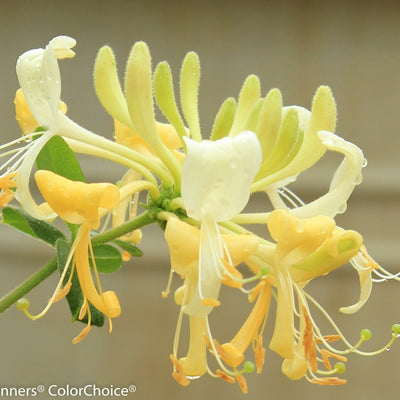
top-left (334, 362), bottom-right (346, 374)
top-left (391, 324), bottom-right (400, 337)
top-left (243, 361), bottom-right (255, 374)
top-left (360, 328), bottom-right (372, 341)
top-left (16, 298), bottom-right (30, 311)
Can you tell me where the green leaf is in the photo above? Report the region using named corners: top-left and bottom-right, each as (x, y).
top-left (56, 239), bottom-right (104, 326)
top-left (113, 239), bottom-right (143, 257)
top-left (90, 244), bottom-right (123, 273)
top-left (2, 206), bottom-right (65, 246)
top-left (36, 135), bottom-right (85, 182)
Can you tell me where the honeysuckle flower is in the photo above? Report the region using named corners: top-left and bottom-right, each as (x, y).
top-left (260, 209), bottom-right (400, 384)
top-left (165, 218), bottom-right (260, 386)
top-left (2, 37), bottom-right (164, 223)
top-left (163, 131), bottom-right (263, 389)
top-left (18, 170), bottom-right (121, 343)
top-left (181, 131), bottom-right (262, 314)
top-left (1, 36), bottom-right (399, 395)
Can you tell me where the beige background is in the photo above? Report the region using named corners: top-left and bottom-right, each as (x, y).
top-left (1, 0), bottom-right (400, 399)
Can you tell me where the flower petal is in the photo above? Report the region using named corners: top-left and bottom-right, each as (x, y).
top-left (181, 131), bottom-right (261, 221)
top-left (290, 131), bottom-right (365, 218)
top-left (16, 36), bottom-right (75, 129)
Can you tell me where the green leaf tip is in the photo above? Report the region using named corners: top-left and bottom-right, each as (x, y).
top-left (2, 206), bottom-right (65, 246)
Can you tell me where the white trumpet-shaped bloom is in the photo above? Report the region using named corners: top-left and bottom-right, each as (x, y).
top-left (181, 131), bottom-right (262, 316)
top-left (11, 36), bottom-right (76, 220)
top-left (16, 36), bottom-right (76, 130)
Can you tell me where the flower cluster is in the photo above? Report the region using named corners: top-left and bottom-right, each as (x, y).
top-left (1, 36), bottom-right (399, 393)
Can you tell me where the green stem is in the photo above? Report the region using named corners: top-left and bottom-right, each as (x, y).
top-left (0, 211), bottom-right (155, 314)
top-left (0, 257), bottom-right (57, 313)
top-left (92, 211), bottom-right (154, 245)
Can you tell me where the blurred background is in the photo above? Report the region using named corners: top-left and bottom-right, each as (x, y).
top-left (1, 0), bottom-right (400, 399)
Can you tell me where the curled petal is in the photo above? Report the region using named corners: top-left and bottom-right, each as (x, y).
top-left (291, 131), bottom-right (365, 218)
top-left (339, 253), bottom-right (373, 314)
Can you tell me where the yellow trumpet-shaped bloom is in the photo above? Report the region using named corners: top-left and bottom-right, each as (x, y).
top-left (165, 218), bottom-right (259, 382)
top-left (266, 209), bottom-right (364, 384)
top-left (22, 170), bottom-right (121, 342)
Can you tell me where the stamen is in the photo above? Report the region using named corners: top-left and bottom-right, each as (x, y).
top-left (254, 334), bottom-right (265, 373)
top-left (170, 354), bottom-right (190, 387)
top-left (320, 349), bottom-right (347, 370)
top-left (72, 324), bottom-right (91, 344)
top-left (72, 303), bottom-right (92, 344)
top-left (16, 229), bottom-right (81, 320)
top-left (316, 335), bottom-right (341, 343)
top-left (216, 370), bottom-right (236, 384)
top-left (235, 374), bottom-right (248, 394)
top-left (302, 306), bottom-right (317, 372)
top-left (78, 298), bottom-right (88, 320)
top-left (51, 281), bottom-right (72, 304)
top-left (311, 377), bottom-right (347, 386)
top-left (162, 265), bottom-right (175, 299)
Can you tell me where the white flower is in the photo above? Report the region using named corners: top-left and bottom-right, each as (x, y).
top-left (180, 131), bottom-right (262, 316)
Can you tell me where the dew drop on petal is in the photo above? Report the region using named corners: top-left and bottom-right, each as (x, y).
top-left (354, 174), bottom-right (363, 185)
top-left (296, 220), bottom-right (304, 233)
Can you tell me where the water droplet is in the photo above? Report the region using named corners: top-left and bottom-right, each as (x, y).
top-left (362, 159), bottom-right (368, 168)
top-left (296, 220), bottom-right (304, 233)
top-left (187, 375), bottom-right (201, 380)
top-left (354, 174), bottom-right (363, 185)
top-left (323, 138), bottom-right (334, 147)
top-left (229, 159), bottom-right (238, 169)
top-left (386, 347), bottom-right (391, 352)
top-left (338, 203), bottom-right (347, 214)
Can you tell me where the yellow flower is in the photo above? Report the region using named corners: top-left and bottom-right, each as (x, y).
top-left (263, 209), bottom-right (388, 385)
top-left (165, 218), bottom-right (260, 386)
top-left (0, 172), bottom-right (17, 207)
top-left (20, 170), bottom-right (121, 343)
